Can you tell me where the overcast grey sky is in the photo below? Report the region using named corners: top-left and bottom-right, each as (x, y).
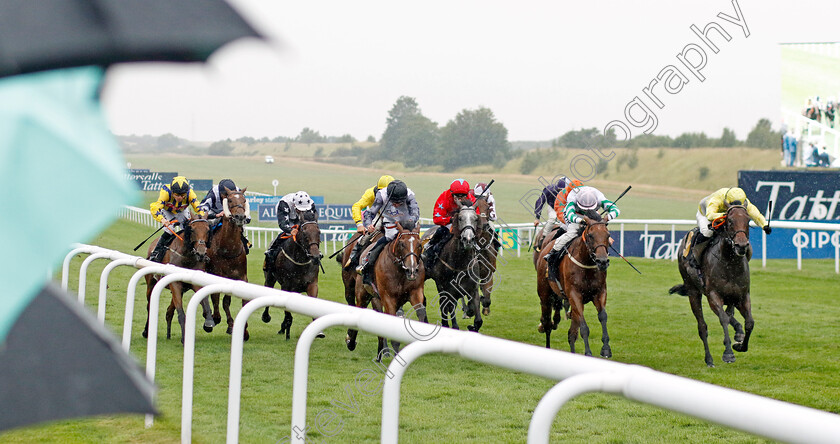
top-left (101, 0), bottom-right (840, 143)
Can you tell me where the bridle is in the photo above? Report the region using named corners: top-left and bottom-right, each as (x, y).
top-left (718, 205), bottom-right (750, 247)
top-left (392, 230), bottom-right (422, 273)
top-left (579, 221), bottom-right (610, 266)
top-left (281, 221), bottom-right (321, 266)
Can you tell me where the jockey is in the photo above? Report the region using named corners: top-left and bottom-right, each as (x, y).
top-left (532, 177), bottom-right (568, 250)
top-left (422, 179), bottom-right (477, 269)
top-left (544, 186), bottom-right (619, 281)
top-left (198, 178), bottom-right (252, 253)
top-left (474, 182), bottom-right (497, 222)
top-left (344, 175), bottom-right (395, 271)
top-left (149, 176), bottom-right (205, 263)
top-left (264, 191), bottom-right (316, 267)
top-left (689, 187), bottom-right (770, 269)
top-left (358, 180), bottom-right (420, 284)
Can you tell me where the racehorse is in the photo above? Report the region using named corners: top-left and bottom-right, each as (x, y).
top-left (339, 230), bottom-right (383, 319)
top-left (422, 204), bottom-right (482, 331)
top-left (670, 204), bottom-right (755, 367)
top-left (473, 194), bottom-right (499, 317)
top-left (345, 220), bottom-right (426, 357)
top-left (261, 210), bottom-right (322, 340)
top-left (142, 215), bottom-right (210, 344)
top-left (536, 212), bottom-right (612, 357)
top-left (203, 188), bottom-right (250, 339)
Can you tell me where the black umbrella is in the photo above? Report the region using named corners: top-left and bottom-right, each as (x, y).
top-left (0, 0), bottom-right (263, 78)
top-left (0, 283), bottom-right (156, 431)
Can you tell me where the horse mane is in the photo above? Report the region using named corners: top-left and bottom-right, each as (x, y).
top-left (302, 210), bottom-right (318, 222)
top-left (582, 209), bottom-right (603, 222)
top-left (399, 218), bottom-right (416, 232)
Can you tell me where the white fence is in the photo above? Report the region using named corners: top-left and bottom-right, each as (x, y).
top-left (119, 206), bottom-right (840, 273)
top-left (782, 108), bottom-right (840, 164)
top-left (61, 244), bottom-right (840, 443)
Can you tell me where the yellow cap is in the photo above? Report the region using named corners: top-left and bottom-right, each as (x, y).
top-left (724, 187), bottom-right (747, 204)
top-left (377, 175), bottom-right (395, 189)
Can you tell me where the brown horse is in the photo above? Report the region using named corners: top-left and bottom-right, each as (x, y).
top-left (339, 230), bottom-right (383, 318)
top-left (345, 220), bottom-right (426, 357)
top-left (536, 213), bottom-right (612, 356)
top-left (143, 215), bottom-right (210, 344)
top-left (204, 188), bottom-right (250, 339)
top-left (472, 195), bottom-right (499, 317)
top-left (261, 211), bottom-right (322, 340)
top-left (670, 205), bottom-right (754, 367)
top-left (422, 205), bottom-right (481, 331)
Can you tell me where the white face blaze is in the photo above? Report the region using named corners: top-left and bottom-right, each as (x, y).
top-left (408, 237), bottom-right (416, 268)
top-left (222, 198), bottom-right (231, 217)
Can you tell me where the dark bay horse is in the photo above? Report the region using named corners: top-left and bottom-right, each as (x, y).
top-left (346, 221), bottom-right (426, 357)
top-left (261, 211), bottom-right (322, 340)
top-left (143, 215), bottom-right (210, 344)
top-left (472, 195), bottom-right (499, 317)
top-left (422, 204), bottom-right (481, 331)
top-left (536, 213), bottom-right (612, 357)
top-left (670, 205), bottom-right (754, 367)
top-left (204, 188), bottom-right (250, 339)
top-left (340, 230), bottom-right (383, 318)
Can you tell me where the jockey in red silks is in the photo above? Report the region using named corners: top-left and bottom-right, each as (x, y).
top-left (422, 179), bottom-right (477, 268)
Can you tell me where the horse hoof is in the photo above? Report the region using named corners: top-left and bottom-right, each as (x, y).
top-left (732, 342), bottom-right (747, 352)
top-left (316, 332), bottom-right (326, 339)
top-left (600, 347), bottom-right (612, 358)
top-left (213, 315), bottom-right (221, 324)
top-left (203, 325), bottom-right (213, 333)
top-left (141, 330), bottom-right (148, 339)
top-left (261, 312), bottom-right (271, 323)
top-left (226, 326), bottom-right (233, 335)
top-left (467, 325), bottom-right (476, 332)
top-left (346, 335), bottom-right (357, 351)
top-left (243, 331), bottom-right (250, 342)
top-left (537, 323), bottom-right (544, 333)
top-left (482, 307), bottom-right (490, 316)
top-left (723, 353), bottom-right (735, 363)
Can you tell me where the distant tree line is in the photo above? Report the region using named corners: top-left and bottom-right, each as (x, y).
top-left (371, 96), bottom-right (511, 171)
top-left (551, 118), bottom-right (781, 150)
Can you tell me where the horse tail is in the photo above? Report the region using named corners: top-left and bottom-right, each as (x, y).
top-left (668, 284), bottom-right (688, 296)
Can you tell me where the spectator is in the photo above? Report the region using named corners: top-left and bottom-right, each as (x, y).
top-left (787, 131), bottom-right (798, 167)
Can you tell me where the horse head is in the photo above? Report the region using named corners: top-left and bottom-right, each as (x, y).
top-left (222, 187), bottom-right (249, 227)
top-left (455, 204), bottom-right (478, 249)
top-left (394, 220), bottom-right (422, 281)
top-left (582, 211), bottom-right (610, 271)
top-left (187, 216), bottom-right (210, 263)
top-left (722, 204), bottom-right (750, 257)
top-left (297, 210), bottom-right (322, 266)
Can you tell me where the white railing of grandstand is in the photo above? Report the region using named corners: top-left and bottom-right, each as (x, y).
top-left (118, 206), bottom-right (840, 273)
top-left (61, 244), bottom-right (840, 444)
top-left (782, 108), bottom-right (840, 164)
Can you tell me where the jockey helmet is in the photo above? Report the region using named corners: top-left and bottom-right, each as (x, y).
top-left (219, 179), bottom-right (236, 194)
top-left (474, 182), bottom-right (489, 196)
top-left (576, 188), bottom-right (600, 211)
top-left (170, 176), bottom-right (190, 195)
top-left (387, 180), bottom-right (408, 202)
top-left (377, 175), bottom-right (395, 189)
top-left (723, 187), bottom-right (748, 206)
top-left (291, 191), bottom-right (314, 211)
top-left (449, 179), bottom-right (470, 195)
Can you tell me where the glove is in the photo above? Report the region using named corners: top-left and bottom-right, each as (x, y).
top-left (763, 225), bottom-right (772, 235)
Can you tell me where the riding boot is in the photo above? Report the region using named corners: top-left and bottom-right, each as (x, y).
top-left (344, 236), bottom-right (366, 272)
top-left (422, 228), bottom-right (450, 269)
top-left (241, 234), bottom-right (251, 255)
top-left (264, 236), bottom-right (282, 270)
top-left (150, 231), bottom-right (175, 263)
top-left (689, 233), bottom-right (710, 268)
top-left (545, 245), bottom-right (566, 282)
top-left (362, 237), bottom-right (389, 285)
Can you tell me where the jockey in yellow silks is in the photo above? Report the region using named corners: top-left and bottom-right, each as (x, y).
top-left (690, 187), bottom-right (771, 267)
top-left (148, 176), bottom-right (205, 262)
top-left (344, 175), bottom-right (395, 271)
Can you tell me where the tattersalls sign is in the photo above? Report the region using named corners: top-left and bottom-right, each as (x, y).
top-left (738, 170), bottom-right (840, 221)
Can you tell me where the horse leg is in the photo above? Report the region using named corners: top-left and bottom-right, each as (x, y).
top-left (175, 291), bottom-right (187, 345)
top-left (437, 284), bottom-right (456, 329)
top-left (480, 272), bottom-right (493, 316)
top-left (224, 295), bottom-right (234, 335)
top-left (567, 292), bottom-right (586, 355)
top-left (165, 283), bottom-right (179, 340)
top-left (726, 305), bottom-right (745, 344)
top-left (551, 295), bottom-right (564, 331)
top-left (279, 311), bottom-right (293, 340)
top-left (468, 288), bottom-right (483, 332)
top-left (346, 280), bottom-right (367, 351)
top-left (688, 291), bottom-right (714, 367)
top-left (381, 295), bottom-right (401, 353)
top-left (142, 276), bottom-right (153, 338)
top-left (593, 292), bottom-right (611, 358)
top-left (409, 287), bottom-right (429, 324)
top-left (211, 293), bottom-right (221, 326)
top-left (262, 307), bottom-right (272, 324)
top-left (539, 298), bottom-right (553, 349)
top-left (306, 281), bottom-right (324, 339)
top-left (707, 290), bottom-right (735, 364)
top-left (200, 297), bottom-right (215, 332)
top-left (732, 296), bottom-right (754, 353)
